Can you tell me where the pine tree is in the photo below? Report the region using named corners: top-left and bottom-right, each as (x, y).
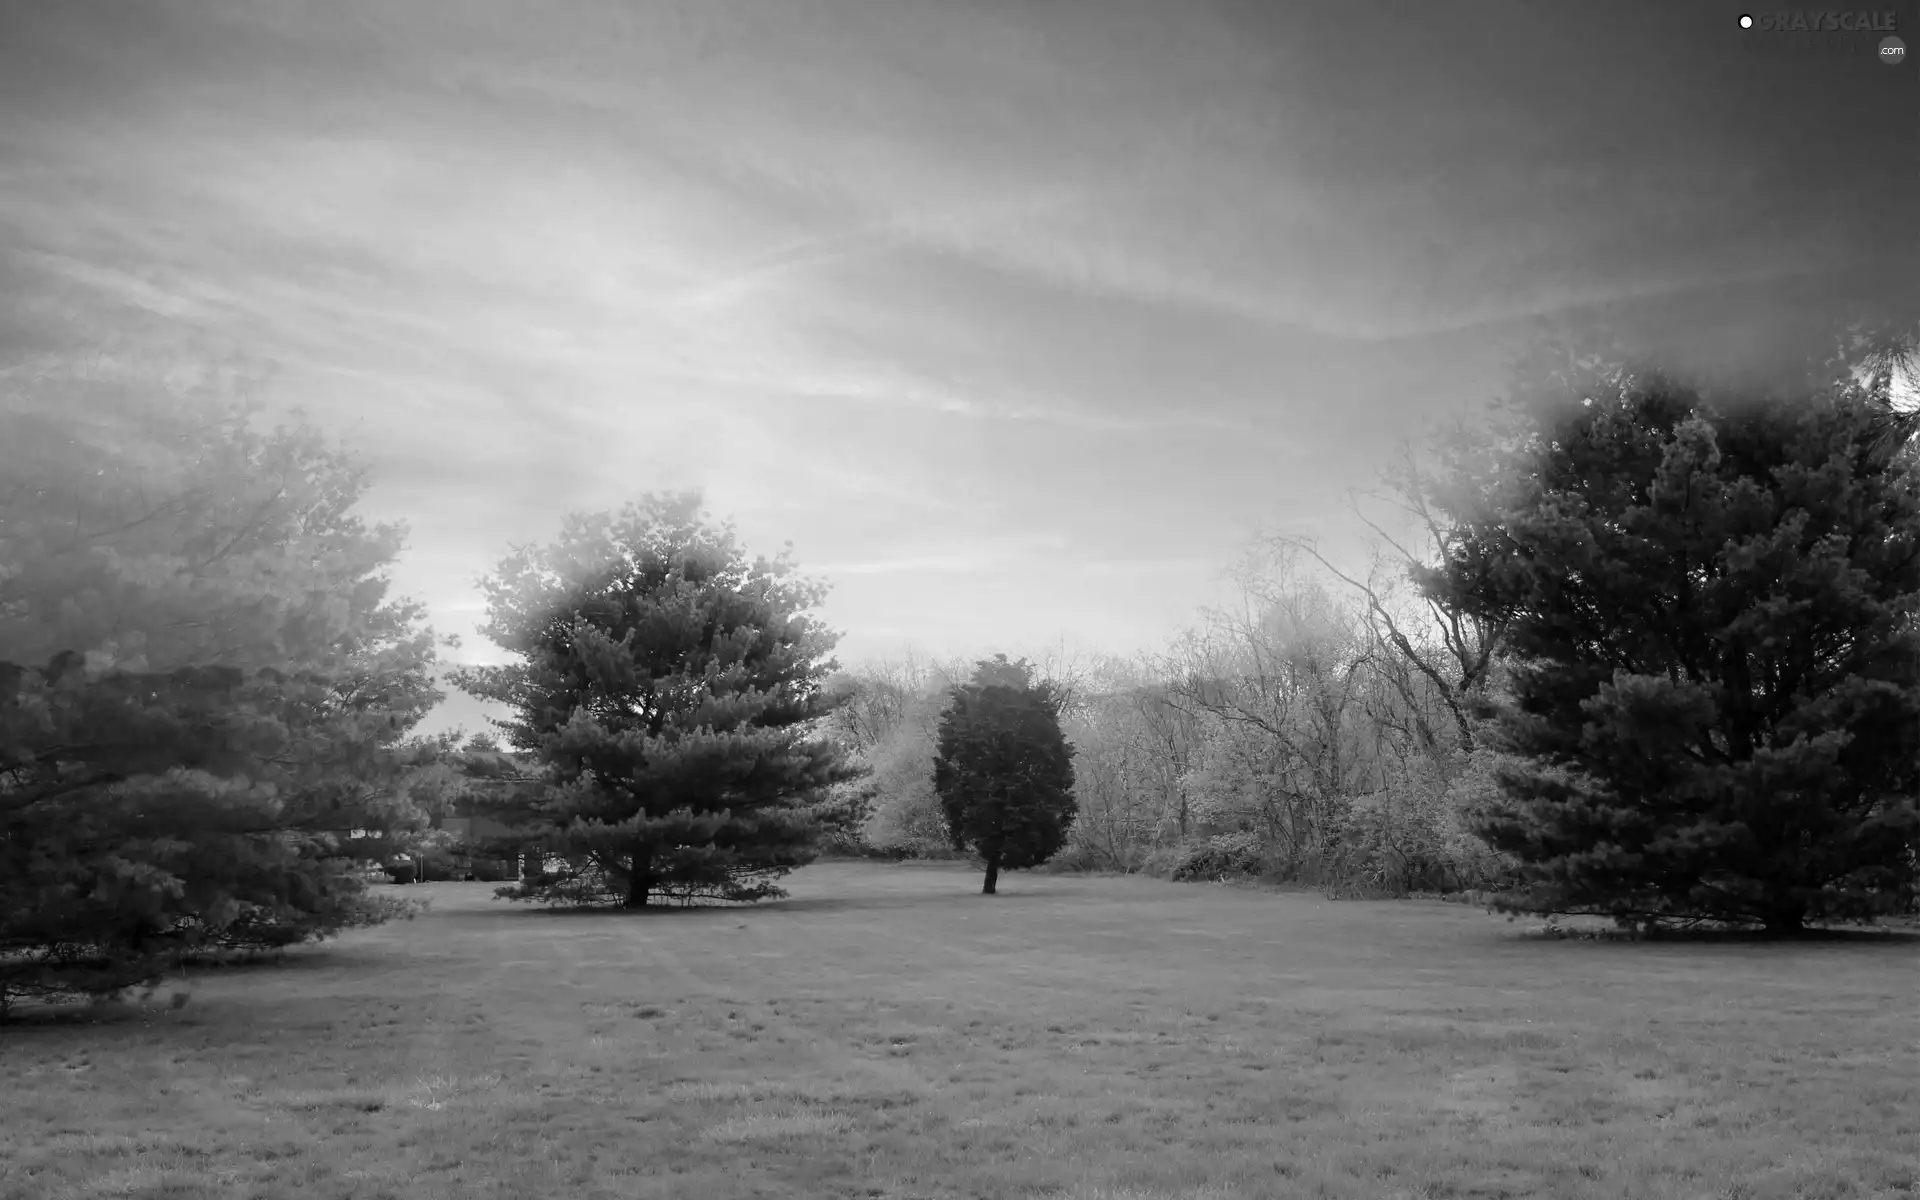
top-left (1418, 340), bottom-right (1920, 933)
top-left (933, 655), bottom-right (1077, 894)
top-left (450, 493), bottom-right (859, 908)
top-left (1, 367), bottom-right (447, 1013)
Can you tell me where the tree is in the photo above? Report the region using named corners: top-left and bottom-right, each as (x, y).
top-left (861, 713), bottom-right (952, 855)
top-left (1055, 655), bottom-right (1181, 871)
top-left (1274, 460), bottom-right (1508, 756)
top-left (1420, 345), bottom-right (1920, 933)
top-left (815, 655), bottom-right (940, 856)
top-left (933, 655), bottom-right (1077, 894)
top-left (449, 492), bottom-right (859, 908)
top-left (820, 650), bottom-right (936, 758)
top-left (825, 654), bottom-right (958, 857)
top-left (0, 364), bottom-right (445, 1013)
top-left (1161, 551), bottom-right (1376, 872)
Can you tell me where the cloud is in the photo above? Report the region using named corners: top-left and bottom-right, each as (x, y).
top-left (674, 188), bottom-right (1086, 313)
top-left (3, 0), bottom-right (1912, 721)
top-left (813, 556), bottom-right (996, 577)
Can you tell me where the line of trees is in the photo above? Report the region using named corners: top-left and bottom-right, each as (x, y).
top-left (5, 313), bottom-right (1917, 1014)
top-left (831, 319), bottom-right (1920, 931)
top-left (826, 549), bottom-right (1516, 899)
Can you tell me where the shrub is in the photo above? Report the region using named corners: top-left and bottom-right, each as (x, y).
top-left (1165, 832), bottom-right (1267, 882)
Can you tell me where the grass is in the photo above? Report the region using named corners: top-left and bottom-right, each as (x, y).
top-left (3, 862), bottom-right (1916, 1200)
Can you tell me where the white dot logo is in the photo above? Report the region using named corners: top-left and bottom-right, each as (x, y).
top-left (1738, 13), bottom-right (1754, 29)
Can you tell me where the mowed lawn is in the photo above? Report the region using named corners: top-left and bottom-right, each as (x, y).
top-left (4, 864), bottom-right (1916, 1200)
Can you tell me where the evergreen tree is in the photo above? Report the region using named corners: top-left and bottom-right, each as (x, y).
top-left (450, 493), bottom-right (858, 908)
top-left (933, 655), bottom-right (1077, 894)
top-left (1418, 339), bottom-right (1920, 933)
top-left (0, 367), bottom-right (447, 1013)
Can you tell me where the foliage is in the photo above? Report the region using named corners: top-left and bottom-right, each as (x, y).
top-left (1162, 831), bottom-right (1266, 882)
top-left (971, 540), bottom-right (1520, 893)
top-left (820, 654), bottom-right (936, 759)
top-left (1420, 347), bottom-right (1920, 932)
top-left (861, 716), bottom-right (955, 855)
top-left (819, 654), bottom-right (966, 857)
top-left (933, 655), bottom-right (1078, 893)
top-left (1055, 665), bottom-right (1183, 870)
top-left (1320, 749), bottom-right (1519, 898)
top-left (0, 365), bottom-right (446, 1013)
top-left (449, 492), bottom-right (860, 908)
top-left (804, 779), bottom-right (880, 857)
top-left (1165, 551), bottom-right (1434, 879)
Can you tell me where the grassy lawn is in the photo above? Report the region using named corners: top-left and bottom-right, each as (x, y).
top-left (3, 862), bottom-right (1916, 1200)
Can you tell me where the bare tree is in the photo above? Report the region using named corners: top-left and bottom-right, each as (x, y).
top-left (1267, 440), bottom-right (1508, 752)
top-left (1157, 546), bottom-right (1376, 869)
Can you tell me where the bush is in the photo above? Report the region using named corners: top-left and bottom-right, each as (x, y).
top-left (492, 855), bottom-right (788, 908)
top-left (817, 842), bottom-right (920, 862)
top-left (1138, 840), bottom-right (1211, 879)
top-left (1034, 841), bottom-right (1113, 874)
top-left (463, 857), bottom-right (518, 883)
top-left (1161, 832), bottom-right (1266, 882)
top-left (1316, 753), bottom-right (1524, 899)
top-left (416, 851), bottom-right (516, 882)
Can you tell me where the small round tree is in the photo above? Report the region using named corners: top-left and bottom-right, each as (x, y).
top-left (933, 655), bottom-right (1077, 894)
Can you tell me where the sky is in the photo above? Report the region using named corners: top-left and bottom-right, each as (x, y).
top-left (1, 0), bottom-right (1916, 737)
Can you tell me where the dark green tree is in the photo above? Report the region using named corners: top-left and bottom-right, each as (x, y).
top-left (1418, 336), bottom-right (1920, 933)
top-left (450, 493), bottom-right (859, 908)
top-left (1, 367), bottom-right (447, 1014)
top-left (933, 655), bottom-right (1077, 894)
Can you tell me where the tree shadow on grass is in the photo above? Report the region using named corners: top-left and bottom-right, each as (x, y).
top-left (485, 887), bottom-right (1059, 920)
top-left (1517, 923), bottom-right (1920, 950)
top-left (0, 939), bottom-right (398, 1022)
top-left (757, 891), bottom-right (1059, 915)
top-left (505, 903), bottom-right (747, 920)
top-left (1, 1004), bottom-right (148, 1028)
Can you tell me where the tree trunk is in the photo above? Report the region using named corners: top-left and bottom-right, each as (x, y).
top-left (982, 855), bottom-right (1000, 895)
top-left (1447, 688), bottom-right (1475, 755)
top-left (1761, 905), bottom-right (1806, 936)
top-left (626, 846), bottom-right (652, 909)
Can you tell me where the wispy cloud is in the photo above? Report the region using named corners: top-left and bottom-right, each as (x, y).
top-left (675, 188), bottom-right (1085, 313)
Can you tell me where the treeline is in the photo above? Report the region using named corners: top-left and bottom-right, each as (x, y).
top-left (825, 318), bottom-right (1920, 932)
top-left (5, 313), bottom-right (1919, 1014)
top-left (822, 541), bottom-right (1516, 899)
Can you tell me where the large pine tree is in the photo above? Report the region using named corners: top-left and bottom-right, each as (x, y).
top-left (933, 655), bottom-right (1077, 894)
top-left (451, 493), bottom-right (858, 908)
top-left (1, 367), bottom-right (449, 1012)
top-left (1419, 338), bottom-right (1920, 932)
